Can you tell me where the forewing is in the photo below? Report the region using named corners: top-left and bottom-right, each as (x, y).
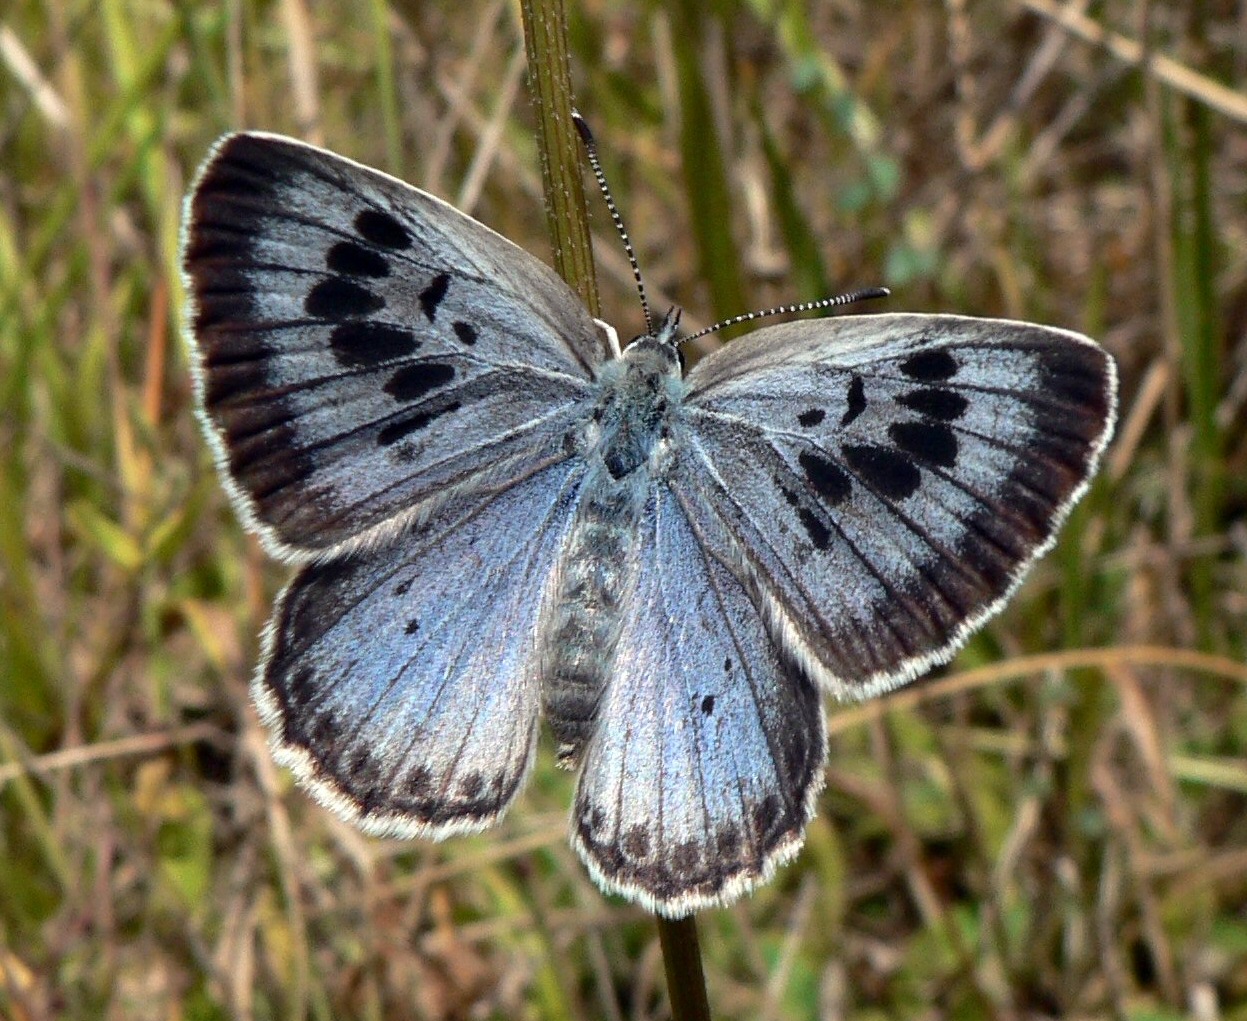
top-left (255, 460), bottom-right (583, 837)
top-left (571, 483), bottom-right (826, 917)
top-left (682, 314), bottom-right (1117, 697)
top-left (182, 132), bottom-right (605, 557)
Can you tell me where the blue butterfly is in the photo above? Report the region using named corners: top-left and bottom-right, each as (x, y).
top-left (182, 132), bottom-right (1116, 916)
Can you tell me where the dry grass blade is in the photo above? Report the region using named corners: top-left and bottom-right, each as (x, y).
top-left (1019, 0), bottom-right (1247, 122)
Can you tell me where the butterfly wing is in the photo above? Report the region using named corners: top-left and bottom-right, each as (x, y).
top-left (256, 460), bottom-right (584, 837)
top-left (570, 482), bottom-right (826, 917)
top-left (182, 132), bottom-right (606, 558)
top-left (680, 314), bottom-right (1117, 697)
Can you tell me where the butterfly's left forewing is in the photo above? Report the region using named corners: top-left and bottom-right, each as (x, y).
top-left (679, 314), bottom-right (1117, 697)
top-left (182, 133), bottom-right (606, 558)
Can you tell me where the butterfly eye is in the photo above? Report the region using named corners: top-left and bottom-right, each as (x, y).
top-left (621, 335), bottom-right (682, 379)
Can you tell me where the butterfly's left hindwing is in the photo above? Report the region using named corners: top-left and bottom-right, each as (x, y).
top-left (680, 314), bottom-right (1117, 698)
top-left (256, 460), bottom-right (584, 837)
top-left (182, 133), bottom-right (605, 558)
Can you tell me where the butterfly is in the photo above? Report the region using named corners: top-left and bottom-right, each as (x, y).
top-left (181, 130), bottom-right (1117, 918)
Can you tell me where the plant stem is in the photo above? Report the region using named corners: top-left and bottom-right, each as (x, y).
top-left (519, 0), bottom-right (599, 317)
top-left (518, 2), bottom-right (712, 1018)
top-left (658, 914), bottom-right (712, 1021)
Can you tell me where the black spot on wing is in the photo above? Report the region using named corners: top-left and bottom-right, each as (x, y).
top-left (896, 387), bottom-right (968, 421)
top-left (798, 507), bottom-right (831, 550)
top-left (701, 695), bottom-right (716, 716)
top-left (344, 746), bottom-right (385, 810)
top-left (584, 804), bottom-right (606, 832)
top-left (623, 825), bottom-right (651, 859)
top-left (716, 826), bottom-right (741, 859)
top-left (797, 408), bottom-right (825, 427)
top-left (330, 322), bottom-right (418, 367)
top-left (453, 321), bottom-right (478, 346)
top-left (404, 618), bottom-right (420, 635)
top-left (286, 666), bottom-right (316, 709)
top-left (781, 484), bottom-right (833, 550)
top-left (304, 711), bottom-right (337, 752)
top-left (889, 421), bottom-right (958, 468)
top-left (376, 402), bottom-right (461, 445)
top-left (326, 240), bottom-right (389, 278)
top-left (384, 362), bottom-right (455, 402)
top-left (306, 277), bottom-right (385, 318)
top-left (419, 273), bottom-right (451, 321)
top-left (798, 450), bottom-right (851, 507)
top-left (900, 348), bottom-right (958, 381)
top-left (751, 794), bottom-right (784, 843)
top-left (841, 374), bottom-right (866, 426)
top-left (670, 840), bottom-right (700, 877)
top-left (355, 208), bottom-right (412, 249)
top-left (404, 766), bottom-right (432, 798)
top-left (842, 444), bottom-right (921, 500)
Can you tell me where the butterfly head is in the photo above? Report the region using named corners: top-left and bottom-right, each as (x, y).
top-left (623, 306), bottom-right (685, 377)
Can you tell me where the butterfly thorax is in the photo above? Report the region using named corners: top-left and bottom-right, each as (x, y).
top-left (542, 337), bottom-right (687, 766)
top-left (589, 337), bottom-right (685, 478)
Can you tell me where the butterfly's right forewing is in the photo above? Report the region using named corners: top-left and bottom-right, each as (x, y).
top-left (680, 314), bottom-right (1116, 698)
top-left (182, 132), bottom-right (606, 558)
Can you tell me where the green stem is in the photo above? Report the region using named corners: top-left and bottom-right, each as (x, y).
top-left (519, 0), bottom-right (599, 317)
top-left (657, 914), bottom-right (712, 1021)
top-left (517, 2), bottom-right (711, 1018)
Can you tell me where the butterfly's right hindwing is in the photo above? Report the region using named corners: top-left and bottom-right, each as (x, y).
top-left (182, 132), bottom-right (606, 557)
top-left (571, 482), bottom-right (826, 917)
top-left (256, 460), bottom-right (584, 838)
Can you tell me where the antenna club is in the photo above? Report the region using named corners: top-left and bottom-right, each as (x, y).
top-left (571, 109), bottom-right (595, 147)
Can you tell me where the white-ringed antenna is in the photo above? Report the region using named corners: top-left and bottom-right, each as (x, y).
top-left (572, 109), bottom-right (654, 335)
top-left (682, 287), bottom-right (891, 343)
top-left (571, 111), bottom-right (890, 345)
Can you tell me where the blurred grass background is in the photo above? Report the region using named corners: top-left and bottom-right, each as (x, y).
top-left (2, 1), bottom-right (1246, 1018)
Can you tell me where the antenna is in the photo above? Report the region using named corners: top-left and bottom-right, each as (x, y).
top-left (682, 287), bottom-right (892, 343)
top-left (572, 109), bottom-right (654, 335)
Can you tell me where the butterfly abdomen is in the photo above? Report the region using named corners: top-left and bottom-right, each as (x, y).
top-left (543, 343), bottom-right (686, 766)
top-left (542, 472), bottom-right (647, 766)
